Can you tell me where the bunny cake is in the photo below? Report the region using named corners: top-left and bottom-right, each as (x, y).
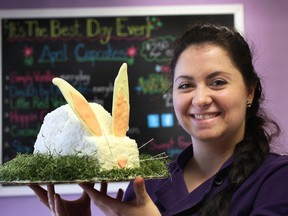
top-left (33, 63), bottom-right (140, 171)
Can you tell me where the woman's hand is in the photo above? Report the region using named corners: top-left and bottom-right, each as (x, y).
top-left (80, 176), bottom-right (161, 216)
top-left (29, 184), bottom-right (92, 216)
top-left (29, 176), bottom-right (160, 216)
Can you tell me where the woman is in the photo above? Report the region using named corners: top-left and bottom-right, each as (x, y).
top-left (30, 23), bottom-right (288, 215)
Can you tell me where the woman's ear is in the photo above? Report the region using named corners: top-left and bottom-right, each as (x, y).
top-left (247, 83), bottom-right (256, 104)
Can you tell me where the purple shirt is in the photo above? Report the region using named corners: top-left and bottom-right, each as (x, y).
top-left (124, 145), bottom-right (288, 215)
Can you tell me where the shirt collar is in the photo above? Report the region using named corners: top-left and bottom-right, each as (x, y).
top-left (176, 144), bottom-right (194, 170)
top-left (157, 145), bottom-right (234, 215)
top-left (175, 144), bottom-right (234, 171)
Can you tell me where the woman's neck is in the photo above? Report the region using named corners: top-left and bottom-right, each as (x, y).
top-left (183, 139), bottom-right (237, 193)
top-left (190, 135), bottom-right (240, 173)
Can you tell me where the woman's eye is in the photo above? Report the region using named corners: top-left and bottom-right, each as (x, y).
top-left (178, 83), bottom-right (192, 89)
top-left (210, 79), bottom-right (227, 87)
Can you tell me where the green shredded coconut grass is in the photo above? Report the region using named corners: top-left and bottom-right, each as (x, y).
top-left (0, 153), bottom-right (170, 184)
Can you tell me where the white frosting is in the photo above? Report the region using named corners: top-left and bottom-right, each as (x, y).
top-left (94, 136), bottom-right (140, 170)
top-left (34, 103), bottom-right (140, 170)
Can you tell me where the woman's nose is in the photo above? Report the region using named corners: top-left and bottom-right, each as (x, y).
top-left (192, 87), bottom-right (212, 107)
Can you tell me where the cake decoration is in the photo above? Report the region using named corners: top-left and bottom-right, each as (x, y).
top-left (34, 63), bottom-right (140, 171)
top-left (112, 63), bottom-right (130, 137)
top-left (53, 77), bottom-right (103, 137)
top-left (0, 63), bottom-right (169, 184)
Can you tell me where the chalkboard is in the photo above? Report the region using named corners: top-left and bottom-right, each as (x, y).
top-left (0, 5), bottom-right (243, 195)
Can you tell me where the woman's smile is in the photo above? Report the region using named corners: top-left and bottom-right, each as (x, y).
top-left (192, 112), bottom-right (220, 120)
top-left (190, 112), bottom-right (222, 131)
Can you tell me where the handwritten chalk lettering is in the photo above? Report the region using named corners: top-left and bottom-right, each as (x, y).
top-left (145, 40), bottom-right (169, 57)
top-left (50, 19), bottom-right (82, 37)
top-left (10, 97), bottom-right (31, 109)
top-left (25, 20), bottom-right (48, 37)
top-left (148, 137), bottom-right (175, 151)
top-left (162, 92), bottom-right (173, 108)
top-left (33, 70), bottom-right (56, 82)
top-left (177, 136), bottom-right (191, 148)
top-left (140, 36), bottom-right (174, 62)
top-left (76, 84), bottom-right (91, 96)
top-left (32, 96), bottom-right (49, 109)
top-left (60, 70), bottom-right (91, 86)
top-left (50, 85), bottom-right (64, 96)
top-left (9, 111), bottom-right (38, 127)
top-left (6, 20), bottom-right (48, 38)
top-left (9, 83), bottom-right (52, 97)
top-left (40, 85), bottom-right (52, 97)
top-left (9, 70), bottom-right (55, 86)
top-left (6, 21), bottom-right (26, 38)
top-left (167, 148), bottom-right (183, 156)
top-left (91, 82), bottom-right (114, 97)
top-left (74, 43), bottom-right (127, 66)
top-left (10, 140), bottom-right (33, 154)
top-left (116, 17), bottom-right (151, 38)
top-left (9, 84), bottom-right (37, 97)
top-left (10, 71), bottom-right (33, 86)
top-left (92, 98), bottom-right (104, 106)
top-left (11, 123), bottom-right (40, 137)
top-left (38, 44), bottom-right (68, 66)
top-left (147, 136), bottom-right (190, 153)
top-left (50, 96), bottom-right (66, 108)
top-left (138, 74), bottom-right (170, 95)
top-left (86, 19), bottom-right (113, 45)
top-left (39, 109), bottom-right (49, 120)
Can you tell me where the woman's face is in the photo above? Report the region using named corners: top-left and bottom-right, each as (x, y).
top-left (173, 44), bottom-right (254, 145)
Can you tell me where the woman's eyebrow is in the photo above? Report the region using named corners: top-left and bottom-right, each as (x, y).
top-left (206, 71), bottom-right (230, 79)
top-left (174, 71), bottom-right (231, 83)
top-left (174, 75), bottom-right (194, 82)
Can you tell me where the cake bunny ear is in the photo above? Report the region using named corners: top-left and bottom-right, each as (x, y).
top-left (112, 63), bottom-right (130, 137)
top-left (52, 78), bottom-right (102, 136)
